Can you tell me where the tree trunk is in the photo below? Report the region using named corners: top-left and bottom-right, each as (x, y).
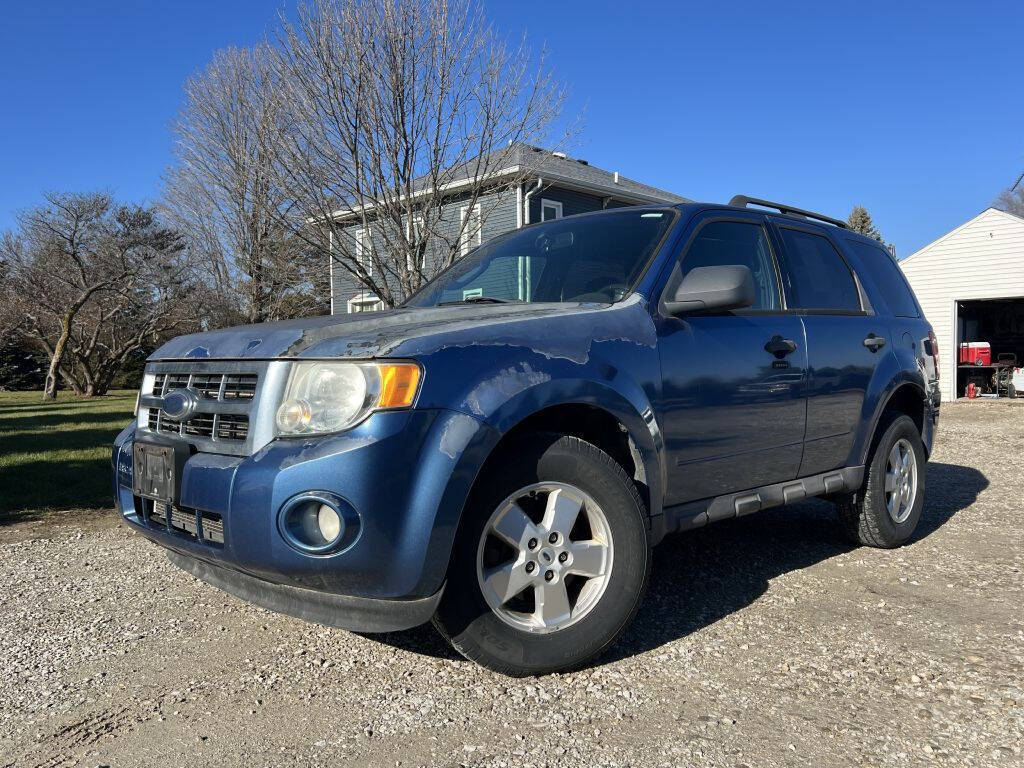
top-left (75, 358), bottom-right (99, 397)
top-left (42, 315), bottom-right (73, 400)
top-left (93, 369), bottom-right (116, 397)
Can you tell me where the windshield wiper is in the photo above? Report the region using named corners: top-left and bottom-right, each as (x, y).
top-left (438, 296), bottom-right (518, 306)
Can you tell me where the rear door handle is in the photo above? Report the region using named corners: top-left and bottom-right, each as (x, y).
top-left (764, 335), bottom-right (798, 358)
top-left (864, 334), bottom-right (886, 352)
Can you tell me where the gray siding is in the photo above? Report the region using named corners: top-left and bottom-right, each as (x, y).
top-left (330, 187), bottom-right (519, 313)
top-left (330, 180), bottom-right (660, 312)
top-left (528, 186), bottom-right (604, 223)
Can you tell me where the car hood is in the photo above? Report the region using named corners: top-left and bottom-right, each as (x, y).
top-left (149, 302), bottom-right (618, 361)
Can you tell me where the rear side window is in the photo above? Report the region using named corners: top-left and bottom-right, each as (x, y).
top-left (681, 220), bottom-right (781, 310)
top-left (847, 241), bottom-right (920, 317)
top-left (777, 228), bottom-right (861, 311)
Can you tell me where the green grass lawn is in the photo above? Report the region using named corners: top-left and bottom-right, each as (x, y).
top-left (0, 390), bottom-right (136, 522)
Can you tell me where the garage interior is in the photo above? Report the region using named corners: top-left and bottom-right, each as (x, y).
top-left (955, 298), bottom-right (1024, 398)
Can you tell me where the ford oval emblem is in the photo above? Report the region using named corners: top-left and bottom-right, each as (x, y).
top-left (161, 388), bottom-right (200, 422)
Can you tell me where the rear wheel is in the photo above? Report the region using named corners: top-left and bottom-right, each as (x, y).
top-left (433, 434), bottom-right (650, 676)
top-left (835, 413), bottom-right (926, 548)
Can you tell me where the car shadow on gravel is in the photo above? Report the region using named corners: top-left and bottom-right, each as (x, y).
top-left (605, 460), bottom-right (987, 665)
top-left (362, 461), bottom-right (987, 669)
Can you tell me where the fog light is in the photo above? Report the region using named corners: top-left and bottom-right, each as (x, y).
top-left (317, 503), bottom-right (341, 542)
top-left (277, 493), bottom-right (359, 555)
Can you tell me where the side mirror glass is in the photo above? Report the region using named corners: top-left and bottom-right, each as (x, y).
top-left (664, 264), bottom-right (756, 315)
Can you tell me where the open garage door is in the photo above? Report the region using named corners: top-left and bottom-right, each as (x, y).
top-left (956, 298), bottom-right (1024, 398)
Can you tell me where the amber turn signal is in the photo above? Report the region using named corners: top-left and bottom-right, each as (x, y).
top-left (376, 363), bottom-right (421, 409)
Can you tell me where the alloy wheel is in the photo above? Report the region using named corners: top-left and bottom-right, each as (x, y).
top-left (475, 482), bottom-right (613, 634)
top-left (884, 437), bottom-right (918, 524)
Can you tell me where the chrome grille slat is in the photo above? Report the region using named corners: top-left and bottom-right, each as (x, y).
top-left (216, 413), bottom-right (248, 440)
top-left (223, 374), bottom-right (257, 400)
top-left (191, 373), bottom-right (223, 399)
top-left (183, 413), bottom-right (217, 437)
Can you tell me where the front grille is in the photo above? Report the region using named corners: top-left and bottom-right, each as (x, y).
top-left (142, 368), bottom-right (258, 447)
top-left (139, 360), bottom-right (281, 458)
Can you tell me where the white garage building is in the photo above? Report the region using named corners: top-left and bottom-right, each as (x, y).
top-left (900, 207), bottom-right (1024, 401)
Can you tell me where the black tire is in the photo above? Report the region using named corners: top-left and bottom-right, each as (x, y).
top-left (835, 413), bottom-right (926, 548)
top-left (433, 434), bottom-right (650, 676)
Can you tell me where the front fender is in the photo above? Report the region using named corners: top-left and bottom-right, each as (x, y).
top-left (415, 375), bottom-right (665, 590)
top-left (480, 376), bottom-right (665, 518)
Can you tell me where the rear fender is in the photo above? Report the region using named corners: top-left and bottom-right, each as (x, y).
top-left (856, 370), bottom-right (929, 466)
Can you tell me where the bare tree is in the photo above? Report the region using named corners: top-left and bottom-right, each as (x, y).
top-left (0, 193), bottom-right (194, 398)
top-left (995, 182), bottom-right (1024, 219)
top-left (271, 0), bottom-right (568, 307)
top-left (163, 45), bottom-right (326, 325)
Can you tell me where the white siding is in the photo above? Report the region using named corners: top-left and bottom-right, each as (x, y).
top-left (900, 208), bottom-right (1024, 401)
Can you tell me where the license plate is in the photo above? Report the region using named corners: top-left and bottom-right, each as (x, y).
top-left (132, 443), bottom-right (176, 503)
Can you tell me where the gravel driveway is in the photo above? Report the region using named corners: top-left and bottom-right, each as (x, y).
top-left (2, 401), bottom-right (1022, 767)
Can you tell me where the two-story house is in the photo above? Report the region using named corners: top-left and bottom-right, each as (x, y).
top-left (330, 145), bottom-right (688, 313)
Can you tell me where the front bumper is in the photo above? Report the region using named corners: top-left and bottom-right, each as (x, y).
top-left (167, 550), bottom-right (443, 632)
top-left (112, 407), bottom-right (496, 629)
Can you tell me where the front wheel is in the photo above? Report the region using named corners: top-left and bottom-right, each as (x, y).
top-left (835, 413), bottom-right (926, 548)
top-left (433, 434), bottom-right (650, 676)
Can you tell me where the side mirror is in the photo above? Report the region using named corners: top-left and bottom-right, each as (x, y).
top-left (663, 265), bottom-right (756, 315)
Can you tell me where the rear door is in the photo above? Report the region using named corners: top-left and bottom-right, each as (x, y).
top-left (769, 221), bottom-right (890, 476)
top-left (656, 212), bottom-right (808, 505)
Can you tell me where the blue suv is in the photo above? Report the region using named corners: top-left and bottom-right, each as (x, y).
top-left (112, 197), bottom-right (940, 675)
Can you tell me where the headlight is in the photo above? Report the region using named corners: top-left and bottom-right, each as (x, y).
top-left (274, 361), bottom-right (421, 436)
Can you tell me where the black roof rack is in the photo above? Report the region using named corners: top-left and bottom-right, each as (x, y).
top-left (728, 195), bottom-right (848, 229)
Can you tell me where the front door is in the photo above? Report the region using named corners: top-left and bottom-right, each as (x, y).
top-left (656, 214), bottom-right (808, 505)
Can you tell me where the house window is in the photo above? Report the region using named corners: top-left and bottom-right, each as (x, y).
top-left (460, 204), bottom-right (482, 256)
top-left (355, 228), bottom-right (372, 275)
top-left (541, 199), bottom-right (563, 222)
top-left (347, 293), bottom-right (383, 313)
top-left (407, 215), bottom-right (427, 271)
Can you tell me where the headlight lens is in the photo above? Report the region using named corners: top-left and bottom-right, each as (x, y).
top-left (274, 361), bottom-right (421, 436)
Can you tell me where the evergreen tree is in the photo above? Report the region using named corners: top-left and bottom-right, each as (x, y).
top-left (0, 335), bottom-right (45, 391)
top-left (847, 205), bottom-right (884, 242)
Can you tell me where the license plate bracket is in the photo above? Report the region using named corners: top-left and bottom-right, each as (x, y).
top-left (132, 442), bottom-right (177, 504)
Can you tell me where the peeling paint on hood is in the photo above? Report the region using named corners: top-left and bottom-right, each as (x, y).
top-left (149, 300), bottom-right (642, 361)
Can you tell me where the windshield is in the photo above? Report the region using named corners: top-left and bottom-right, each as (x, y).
top-left (405, 208), bottom-right (675, 307)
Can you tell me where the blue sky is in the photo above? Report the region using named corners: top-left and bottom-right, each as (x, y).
top-left (1, 0), bottom-right (1021, 257)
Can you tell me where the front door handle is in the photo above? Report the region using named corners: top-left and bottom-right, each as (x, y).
top-left (864, 334), bottom-right (887, 352)
top-left (764, 335), bottom-right (798, 358)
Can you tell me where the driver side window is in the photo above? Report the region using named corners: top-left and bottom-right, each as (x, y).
top-left (681, 220), bottom-right (781, 310)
